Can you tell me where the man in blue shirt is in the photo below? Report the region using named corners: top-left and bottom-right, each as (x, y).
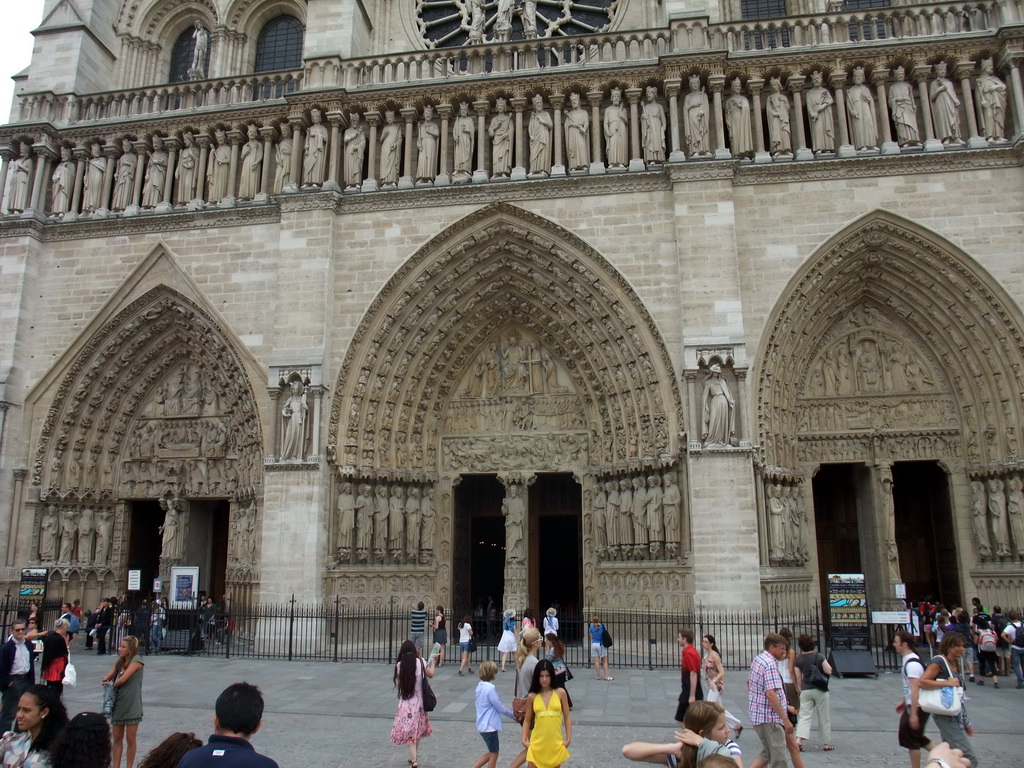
top-left (178, 682), bottom-right (278, 767)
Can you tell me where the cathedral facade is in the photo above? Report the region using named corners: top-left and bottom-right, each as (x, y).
top-left (1, 0), bottom-right (1023, 616)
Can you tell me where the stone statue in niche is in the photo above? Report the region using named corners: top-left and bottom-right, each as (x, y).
top-left (110, 139), bottom-right (137, 211)
top-left (142, 135), bottom-right (168, 208)
top-left (975, 58), bottom-right (1007, 142)
top-left (662, 472), bottom-right (680, 558)
top-left (159, 496), bottom-right (184, 560)
top-left (238, 125), bottom-right (263, 200)
top-left (38, 505), bottom-right (58, 561)
top-left (336, 481), bottom-right (355, 557)
top-left (207, 130), bottom-right (231, 201)
top-left (503, 483), bottom-right (526, 562)
top-left (528, 94), bottom-right (552, 177)
top-left (604, 88), bottom-right (629, 168)
top-left (302, 108), bottom-right (329, 187)
top-left (683, 75), bottom-right (711, 157)
top-left (888, 66), bottom-right (920, 146)
top-left (354, 484), bottom-right (372, 561)
top-left (4, 143), bottom-right (32, 213)
top-left (405, 485), bottom-right (421, 558)
top-left (765, 78), bottom-right (792, 156)
top-left (987, 477), bottom-right (1011, 556)
top-left (279, 378), bottom-right (309, 461)
top-left (82, 143), bottom-right (106, 213)
top-left (494, 0), bottom-right (513, 41)
top-left (379, 111), bottom-right (402, 187)
top-left (489, 98), bottom-right (513, 178)
top-left (415, 105), bottom-right (439, 184)
top-left (930, 62), bottom-right (963, 146)
top-left (563, 93), bottom-right (590, 171)
top-left (58, 508), bottom-right (78, 562)
top-left (77, 507), bottom-right (96, 563)
top-left (646, 474), bottom-right (664, 558)
top-left (388, 484), bottom-right (405, 560)
top-left (618, 478), bottom-right (634, 555)
top-left (701, 364), bottom-right (736, 447)
top-left (1006, 475), bottom-right (1024, 557)
top-left (791, 486), bottom-right (809, 565)
top-left (274, 123), bottom-right (294, 192)
top-left (725, 78), bottom-right (753, 158)
top-left (846, 67), bottom-right (878, 150)
top-left (175, 132), bottom-right (199, 204)
top-left (641, 86), bottom-right (667, 164)
top-left (631, 476), bottom-right (648, 558)
top-left (189, 21), bottom-right (209, 80)
top-left (419, 487), bottom-right (435, 562)
top-left (95, 508), bottom-right (113, 563)
top-left (768, 483), bottom-right (785, 562)
top-left (592, 483), bottom-right (608, 557)
top-left (343, 113), bottom-right (366, 189)
top-left (373, 483), bottom-right (388, 557)
top-left (50, 147), bottom-right (75, 216)
top-left (605, 479), bottom-right (620, 556)
top-left (452, 102), bottom-right (475, 181)
top-left (970, 480), bottom-right (992, 558)
top-left (806, 71), bottom-right (835, 154)
top-left (467, 0), bottom-right (486, 44)
top-left (520, 0), bottom-right (538, 38)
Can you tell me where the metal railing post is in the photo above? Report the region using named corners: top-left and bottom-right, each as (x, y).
top-left (288, 594), bottom-right (296, 662)
top-left (333, 595), bottom-right (340, 663)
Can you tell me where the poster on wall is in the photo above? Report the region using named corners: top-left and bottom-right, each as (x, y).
top-left (171, 566), bottom-right (200, 607)
top-left (827, 573), bottom-right (869, 633)
top-left (19, 568), bottom-right (48, 599)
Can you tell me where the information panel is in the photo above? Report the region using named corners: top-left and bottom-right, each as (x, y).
top-left (827, 573), bottom-right (869, 632)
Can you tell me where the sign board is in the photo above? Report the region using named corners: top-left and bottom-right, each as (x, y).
top-left (894, 583), bottom-right (907, 599)
top-left (18, 568), bottom-right (48, 599)
top-left (127, 570), bottom-right (141, 591)
top-left (872, 611), bottom-right (911, 625)
top-left (152, 578), bottom-right (163, 594)
top-left (827, 573), bottom-right (869, 632)
top-left (170, 566), bottom-right (199, 607)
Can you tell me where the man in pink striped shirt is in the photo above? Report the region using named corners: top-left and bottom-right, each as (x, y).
top-left (748, 633), bottom-right (792, 767)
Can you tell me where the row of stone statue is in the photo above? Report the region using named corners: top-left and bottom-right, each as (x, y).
top-left (333, 480), bottom-right (436, 565)
top-left (766, 482), bottom-right (809, 566)
top-left (37, 504), bottom-right (114, 565)
top-left (592, 471), bottom-right (682, 560)
top-left (971, 474), bottom-right (1024, 560)
top-left (229, 501), bottom-right (260, 565)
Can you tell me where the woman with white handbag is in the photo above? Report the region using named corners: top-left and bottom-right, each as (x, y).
top-left (919, 633), bottom-right (978, 767)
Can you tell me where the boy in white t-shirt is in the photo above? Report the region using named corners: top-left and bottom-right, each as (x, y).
top-left (893, 629), bottom-right (934, 768)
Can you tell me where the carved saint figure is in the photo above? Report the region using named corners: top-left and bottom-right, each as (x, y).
top-left (855, 339), bottom-right (882, 393)
top-left (930, 61), bottom-right (963, 145)
top-left (806, 71), bottom-right (835, 153)
top-left (975, 58), bottom-right (1008, 142)
top-left (279, 379), bottom-right (308, 461)
top-left (159, 497), bottom-right (184, 560)
top-left (768, 483), bottom-right (786, 561)
top-left (302, 108), bottom-right (329, 186)
top-left (604, 88), bottom-right (629, 167)
top-left (489, 98), bottom-right (514, 177)
top-left (207, 130), bottom-right (231, 201)
top-left (337, 481), bottom-right (355, 553)
top-left (502, 482), bottom-right (526, 561)
top-left (83, 143), bottom-right (106, 213)
top-left (970, 480), bottom-right (992, 557)
top-left (765, 78), bottom-right (792, 156)
top-left (238, 125), bottom-right (263, 200)
top-left (888, 66), bottom-right (920, 146)
top-left (379, 110), bottom-right (402, 187)
top-left (452, 102), bottom-right (475, 180)
top-left (494, 0), bottom-right (514, 41)
top-left (701, 364), bottom-right (735, 447)
top-left (788, 487), bottom-right (807, 564)
top-left (355, 483), bottom-right (373, 556)
top-left (77, 507), bottom-right (96, 563)
top-left (414, 105), bottom-right (440, 184)
top-left (175, 132), bottom-right (199, 204)
top-left (641, 86), bottom-right (667, 164)
top-left (274, 122), bottom-right (294, 192)
top-left (191, 21), bottom-right (210, 77)
top-left (95, 508), bottom-right (113, 563)
top-left (142, 135), bottom-right (168, 208)
top-left (1006, 475), bottom-right (1024, 557)
top-left (631, 475), bottom-right (648, 553)
top-left (645, 475), bottom-right (664, 554)
top-left (38, 505), bottom-right (59, 561)
top-left (59, 507), bottom-right (78, 562)
top-left (592, 484), bottom-right (608, 553)
top-left (846, 67), bottom-right (878, 150)
top-left (405, 485), bottom-right (421, 557)
top-left (528, 95), bottom-right (552, 177)
top-left (521, 0), bottom-right (538, 38)
top-left (618, 478), bottom-right (634, 551)
top-left (605, 480), bottom-right (621, 551)
top-left (502, 335), bottom-right (532, 391)
top-left (51, 146), bottom-right (75, 215)
top-left (468, 0), bottom-right (486, 44)
top-left (343, 113), bottom-right (366, 188)
top-left (420, 487), bottom-right (435, 555)
top-left (563, 93), bottom-right (590, 171)
top-left (662, 473), bottom-right (680, 557)
top-left (373, 483), bottom-right (389, 554)
top-left (987, 477), bottom-right (1011, 556)
top-left (386, 485), bottom-right (405, 557)
top-left (725, 78), bottom-right (753, 158)
top-left (110, 139), bottom-right (137, 211)
top-left (683, 75), bottom-right (711, 157)
top-left (5, 143), bottom-right (33, 213)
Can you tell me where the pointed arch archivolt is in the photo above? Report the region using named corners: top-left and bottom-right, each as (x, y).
top-left (328, 202), bottom-right (683, 475)
top-left (755, 210), bottom-right (1024, 472)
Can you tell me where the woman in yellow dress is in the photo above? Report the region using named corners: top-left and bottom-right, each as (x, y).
top-left (521, 659), bottom-right (571, 768)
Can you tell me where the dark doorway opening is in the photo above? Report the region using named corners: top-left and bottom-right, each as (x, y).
top-left (812, 463), bottom-right (867, 621)
top-left (528, 474), bottom-right (581, 631)
top-left (453, 475), bottom-right (505, 628)
top-left (892, 461), bottom-right (959, 608)
top-left (127, 500), bottom-right (164, 597)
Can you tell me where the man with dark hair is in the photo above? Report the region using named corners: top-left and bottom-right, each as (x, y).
top-left (178, 682), bottom-right (278, 767)
top-left (0, 620), bottom-right (35, 732)
top-left (409, 601), bottom-right (427, 655)
top-left (893, 629), bottom-right (934, 768)
top-left (748, 632), bottom-right (791, 768)
top-left (674, 627), bottom-right (703, 724)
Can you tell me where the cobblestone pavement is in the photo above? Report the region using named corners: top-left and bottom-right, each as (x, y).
top-left (64, 648), bottom-right (1018, 767)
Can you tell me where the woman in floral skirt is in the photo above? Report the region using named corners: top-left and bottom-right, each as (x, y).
top-left (391, 639), bottom-right (438, 768)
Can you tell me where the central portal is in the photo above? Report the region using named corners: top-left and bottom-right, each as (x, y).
top-left (529, 474), bottom-right (582, 616)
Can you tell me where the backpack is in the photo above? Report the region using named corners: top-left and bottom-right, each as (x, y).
top-left (978, 628), bottom-right (997, 652)
top-left (1012, 622), bottom-right (1024, 650)
top-left (61, 612), bottom-right (80, 633)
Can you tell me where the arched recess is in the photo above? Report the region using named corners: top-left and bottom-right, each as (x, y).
top-left (225, 0), bottom-right (307, 72)
top-left (327, 202), bottom-right (683, 477)
top-left (756, 210), bottom-right (1024, 473)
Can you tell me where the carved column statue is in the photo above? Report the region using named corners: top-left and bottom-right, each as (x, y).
top-left (336, 480), bottom-right (355, 561)
top-left (1006, 474), bottom-right (1024, 557)
top-left (38, 505), bottom-right (59, 561)
top-left (58, 507), bottom-right (78, 562)
top-left (388, 484), bottom-right (406, 562)
top-left (354, 482), bottom-right (373, 562)
top-left (499, 474), bottom-right (532, 611)
top-left (986, 476), bottom-right (1011, 557)
top-left (95, 507), bottom-right (114, 563)
top-left (701, 363), bottom-right (736, 447)
top-left (970, 479), bottom-right (992, 558)
top-left (77, 507), bottom-right (96, 563)
top-left (420, 485), bottom-right (436, 564)
top-left (158, 495), bottom-right (187, 561)
top-left (662, 471), bottom-right (681, 559)
top-left (888, 66), bottom-right (921, 147)
top-left (278, 376), bottom-right (310, 461)
top-left (767, 481), bottom-right (786, 564)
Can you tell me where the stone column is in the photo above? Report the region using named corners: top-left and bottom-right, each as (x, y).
top-left (872, 68), bottom-right (900, 154)
top-left (550, 92), bottom-right (566, 176)
top-left (955, 61), bottom-right (986, 147)
top-left (257, 125), bottom-right (275, 202)
top-left (286, 115), bottom-right (304, 193)
top-left (709, 75), bottom-right (730, 159)
top-left (665, 79), bottom-right (685, 162)
top-left (99, 141), bottom-right (119, 216)
top-left (436, 103), bottom-right (452, 186)
top-left (161, 136), bottom-right (178, 212)
top-left (27, 144), bottom-right (52, 216)
top-left (399, 107), bottom-right (416, 188)
top-left (362, 111), bottom-right (380, 192)
top-left (626, 87), bottom-right (645, 171)
top-left (1002, 56), bottom-right (1024, 138)
top-left (473, 100), bottom-right (490, 182)
top-left (869, 459), bottom-right (904, 610)
top-left (267, 389), bottom-right (280, 462)
top-left (224, 128), bottom-right (242, 206)
top-left (830, 72), bottom-right (855, 157)
top-left (788, 74), bottom-right (812, 160)
top-left (749, 79), bottom-right (771, 163)
top-left (195, 133), bottom-right (211, 205)
top-left (914, 65), bottom-right (942, 151)
top-left (66, 146), bottom-right (86, 222)
top-left (511, 96), bottom-right (527, 180)
top-left (325, 110), bottom-right (343, 192)
top-left (4, 469), bottom-right (26, 566)
top-left (0, 148), bottom-right (12, 215)
top-left (586, 89), bottom-right (607, 173)
top-left (126, 139), bottom-right (147, 216)
top-left (498, 472), bottom-right (533, 614)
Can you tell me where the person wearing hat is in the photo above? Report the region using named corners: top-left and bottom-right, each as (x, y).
top-left (497, 609), bottom-right (518, 673)
top-left (543, 608), bottom-right (559, 636)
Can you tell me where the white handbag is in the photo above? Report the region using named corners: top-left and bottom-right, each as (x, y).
top-left (62, 659), bottom-right (77, 687)
top-left (918, 656), bottom-right (962, 716)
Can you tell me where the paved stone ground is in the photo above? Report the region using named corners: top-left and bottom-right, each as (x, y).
top-left (63, 648), bottom-right (1018, 767)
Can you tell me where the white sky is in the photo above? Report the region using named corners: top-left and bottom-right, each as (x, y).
top-left (1, 2), bottom-right (46, 124)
